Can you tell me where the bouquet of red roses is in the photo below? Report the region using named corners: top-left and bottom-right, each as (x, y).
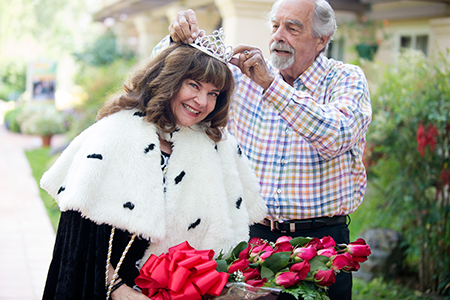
top-left (215, 236), bottom-right (371, 300)
top-left (135, 236), bottom-right (371, 300)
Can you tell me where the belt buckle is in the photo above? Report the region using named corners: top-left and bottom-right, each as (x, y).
top-left (269, 220), bottom-right (275, 232)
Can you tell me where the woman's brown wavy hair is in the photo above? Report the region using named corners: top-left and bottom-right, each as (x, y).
top-left (97, 43), bottom-right (235, 142)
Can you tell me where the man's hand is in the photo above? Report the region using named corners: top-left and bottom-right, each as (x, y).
top-left (169, 9), bottom-right (199, 44)
top-left (230, 45), bottom-right (275, 91)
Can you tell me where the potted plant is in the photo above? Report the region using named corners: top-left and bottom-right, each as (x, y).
top-left (19, 104), bottom-right (69, 147)
top-left (343, 17), bottom-right (389, 61)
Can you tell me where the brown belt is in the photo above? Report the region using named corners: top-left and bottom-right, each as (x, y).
top-left (259, 215), bottom-right (347, 233)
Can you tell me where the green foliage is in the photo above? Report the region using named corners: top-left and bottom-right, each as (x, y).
top-left (73, 30), bottom-right (135, 67)
top-left (365, 49), bottom-right (450, 295)
top-left (3, 107), bottom-right (23, 133)
top-left (19, 105), bottom-right (70, 137)
top-left (353, 277), bottom-right (433, 300)
top-left (0, 63), bottom-right (26, 101)
top-left (284, 282), bottom-right (330, 300)
top-left (25, 148), bottom-right (60, 231)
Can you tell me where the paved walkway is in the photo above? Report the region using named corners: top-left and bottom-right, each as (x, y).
top-left (0, 119), bottom-right (59, 299)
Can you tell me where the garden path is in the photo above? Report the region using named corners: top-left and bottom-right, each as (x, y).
top-left (0, 123), bottom-right (56, 300)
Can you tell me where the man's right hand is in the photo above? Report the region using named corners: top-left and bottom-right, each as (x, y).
top-left (169, 9), bottom-right (199, 44)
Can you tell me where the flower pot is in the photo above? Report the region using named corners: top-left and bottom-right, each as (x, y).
top-left (41, 135), bottom-right (52, 147)
top-left (355, 44), bottom-right (378, 61)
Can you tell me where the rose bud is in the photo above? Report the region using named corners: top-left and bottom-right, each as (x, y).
top-left (247, 277), bottom-right (267, 288)
top-left (313, 269), bottom-right (336, 287)
top-left (305, 237), bottom-right (324, 250)
top-left (228, 258), bottom-right (250, 273)
top-left (293, 245), bottom-right (317, 261)
top-left (320, 236), bottom-right (336, 248)
top-left (347, 238), bottom-right (371, 262)
top-left (275, 271), bottom-right (299, 288)
top-left (289, 260), bottom-right (310, 281)
top-left (243, 268), bottom-right (261, 281)
top-left (317, 247), bottom-right (337, 258)
top-left (330, 252), bottom-right (354, 272)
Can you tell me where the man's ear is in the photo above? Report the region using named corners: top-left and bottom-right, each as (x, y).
top-left (316, 35), bottom-right (331, 52)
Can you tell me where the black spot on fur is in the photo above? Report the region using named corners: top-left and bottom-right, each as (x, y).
top-left (188, 218), bottom-right (201, 230)
top-left (144, 144), bottom-right (155, 154)
top-left (123, 202), bottom-right (135, 210)
top-left (175, 171), bottom-right (185, 184)
top-left (57, 186), bottom-right (65, 195)
top-left (87, 153), bottom-right (103, 160)
top-left (237, 145), bottom-right (242, 157)
top-left (236, 197), bottom-right (242, 209)
top-left (133, 111), bottom-right (146, 117)
top-left (214, 145), bottom-right (218, 151)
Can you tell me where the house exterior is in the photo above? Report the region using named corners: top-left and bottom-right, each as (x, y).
top-left (90, 0), bottom-right (450, 64)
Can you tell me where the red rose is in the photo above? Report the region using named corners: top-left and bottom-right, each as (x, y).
top-left (246, 277), bottom-right (267, 288)
top-left (293, 245), bottom-right (317, 261)
top-left (273, 238), bottom-right (293, 253)
top-left (242, 268), bottom-right (261, 281)
top-left (347, 238), bottom-right (371, 262)
top-left (320, 236), bottom-right (336, 248)
top-left (330, 252), bottom-right (354, 272)
top-left (317, 247), bottom-right (337, 258)
top-left (313, 269), bottom-right (336, 287)
top-left (289, 260), bottom-right (310, 281)
top-left (228, 258), bottom-right (250, 273)
top-left (305, 237), bottom-right (324, 250)
top-left (275, 271), bottom-right (299, 288)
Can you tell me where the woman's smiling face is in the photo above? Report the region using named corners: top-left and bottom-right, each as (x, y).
top-left (171, 79), bottom-right (220, 127)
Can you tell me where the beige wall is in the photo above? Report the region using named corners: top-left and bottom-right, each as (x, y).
top-left (93, 0), bottom-right (450, 63)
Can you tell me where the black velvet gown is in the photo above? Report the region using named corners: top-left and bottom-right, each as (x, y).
top-left (42, 210), bottom-right (150, 299)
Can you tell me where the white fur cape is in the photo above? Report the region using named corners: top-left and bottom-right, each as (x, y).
top-left (41, 109), bottom-right (267, 259)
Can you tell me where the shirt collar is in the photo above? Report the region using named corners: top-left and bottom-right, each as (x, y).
top-left (290, 54), bottom-right (328, 92)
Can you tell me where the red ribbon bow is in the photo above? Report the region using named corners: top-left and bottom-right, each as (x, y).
top-left (135, 241), bottom-right (229, 300)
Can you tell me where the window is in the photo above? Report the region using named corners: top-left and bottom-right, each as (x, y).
top-left (325, 37), bottom-right (345, 61)
top-left (400, 34), bottom-right (429, 56)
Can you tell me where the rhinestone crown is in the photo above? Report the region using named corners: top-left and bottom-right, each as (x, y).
top-left (190, 28), bottom-right (233, 64)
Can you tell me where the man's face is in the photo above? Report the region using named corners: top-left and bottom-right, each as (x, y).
top-left (269, 0), bottom-right (327, 78)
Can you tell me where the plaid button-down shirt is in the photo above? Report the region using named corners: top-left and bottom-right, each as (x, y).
top-left (153, 37), bottom-right (372, 221)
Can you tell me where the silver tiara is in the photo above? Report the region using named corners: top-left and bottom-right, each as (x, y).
top-left (190, 28), bottom-right (234, 64)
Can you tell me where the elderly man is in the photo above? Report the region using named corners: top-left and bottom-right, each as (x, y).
top-left (164, 0), bottom-right (372, 298)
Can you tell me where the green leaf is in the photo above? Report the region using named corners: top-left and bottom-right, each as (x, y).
top-left (260, 265), bottom-right (275, 280)
top-left (290, 237), bottom-right (313, 247)
top-left (262, 252), bottom-right (291, 273)
top-left (226, 241), bottom-right (248, 263)
top-left (216, 259), bottom-right (229, 273)
top-left (308, 255), bottom-right (329, 272)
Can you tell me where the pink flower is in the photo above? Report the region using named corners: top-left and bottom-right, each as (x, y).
top-left (274, 236), bottom-right (293, 253)
top-left (317, 247), bottom-right (337, 258)
top-left (347, 238), bottom-right (371, 262)
top-left (243, 268), bottom-right (261, 281)
top-left (305, 238), bottom-right (324, 250)
top-left (293, 245), bottom-right (317, 261)
top-left (276, 236), bottom-right (293, 243)
top-left (247, 277), bottom-right (267, 288)
top-left (228, 258), bottom-right (250, 273)
top-left (320, 236), bottom-right (336, 248)
top-left (275, 271), bottom-right (299, 288)
top-left (313, 269), bottom-right (336, 287)
top-left (330, 252), bottom-right (354, 271)
top-left (289, 260), bottom-right (310, 281)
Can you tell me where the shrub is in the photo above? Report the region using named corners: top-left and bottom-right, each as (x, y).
top-left (19, 105), bottom-right (69, 137)
top-left (3, 107), bottom-right (22, 133)
top-left (365, 49), bottom-right (450, 296)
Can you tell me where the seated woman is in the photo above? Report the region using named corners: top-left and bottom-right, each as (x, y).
top-left (41, 33), bottom-right (267, 300)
